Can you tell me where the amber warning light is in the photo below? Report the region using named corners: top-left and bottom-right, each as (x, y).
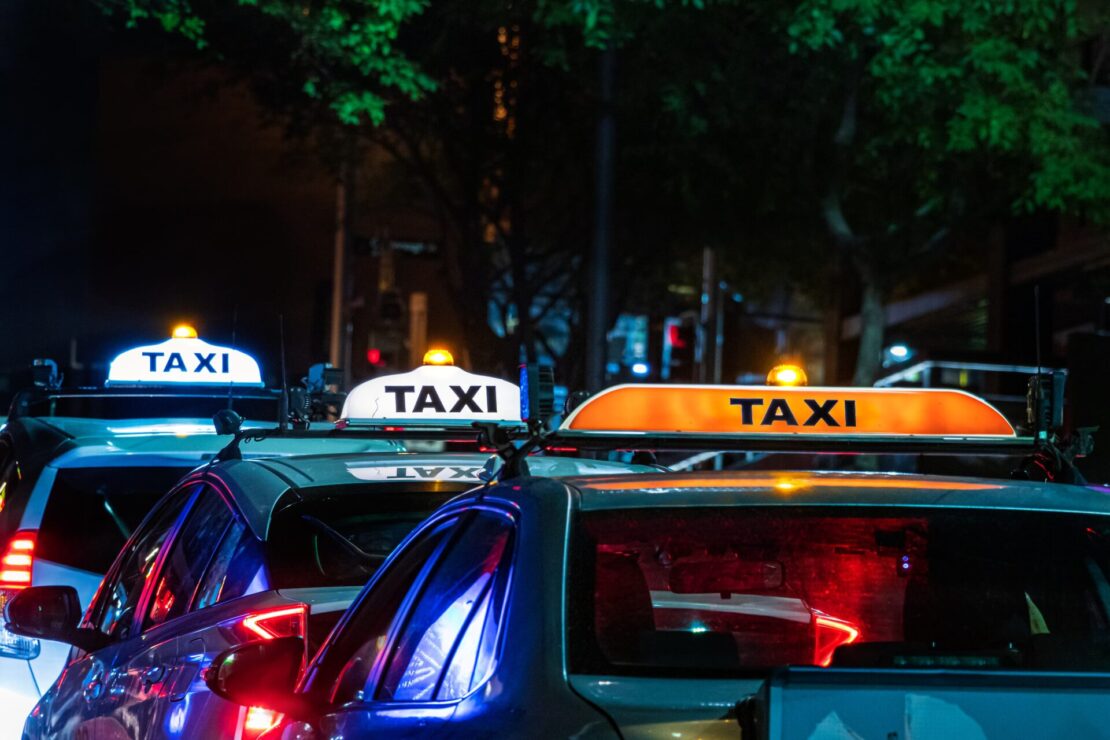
top-left (559, 385), bottom-right (1016, 438)
top-left (423, 348), bottom-right (454, 366)
top-left (767, 364), bottom-right (807, 386)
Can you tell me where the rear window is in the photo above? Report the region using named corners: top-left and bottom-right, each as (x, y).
top-left (37, 466), bottom-right (191, 573)
top-left (569, 507), bottom-right (1110, 676)
top-left (16, 393), bottom-right (278, 420)
top-left (265, 486), bottom-right (465, 589)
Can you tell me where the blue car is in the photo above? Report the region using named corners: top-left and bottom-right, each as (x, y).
top-left (9, 449), bottom-right (489, 739)
top-left (200, 383), bottom-right (1110, 738)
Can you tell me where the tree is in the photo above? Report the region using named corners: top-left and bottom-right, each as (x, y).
top-left (784, 0), bottom-right (1110, 383)
top-left (92, 0), bottom-right (435, 125)
top-left (88, 0), bottom-right (732, 382)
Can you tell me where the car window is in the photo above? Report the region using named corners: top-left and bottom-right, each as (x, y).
top-left (36, 466), bottom-right (192, 574)
top-left (144, 486), bottom-right (234, 629)
top-left (329, 517), bottom-right (458, 705)
top-left (266, 488), bottom-right (463, 589)
top-left (192, 519), bottom-right (268, 610)
top-left (569, 507), bottom-right (1110, 676)
top-left (93, 487), bottom-right (194, 640)
top-left (378, 511), bottom-right (514, 702)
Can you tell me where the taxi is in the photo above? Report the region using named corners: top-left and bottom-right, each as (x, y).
top-left (0, 328), bottom-right (399, 738)
top-left (6, 356), bottom-right (657, 740)
top-left (201, 380), bottom-right (1110, 738)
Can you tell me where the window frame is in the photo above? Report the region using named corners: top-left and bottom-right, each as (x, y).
top-left (86, 482), bottom-right (200, 640)
top-left (321, 512), bottom-right (461, 706)
top-left (358, 504), bottom-right (518, 706)
top-left (86, 473), bottom-right (253, 640)
top-left (187, 513), bottom-right (265, 612)
top-left (140, 484), bottom-right (237, 631)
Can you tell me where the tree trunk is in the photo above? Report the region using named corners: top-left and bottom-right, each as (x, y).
top-left (852, 277), bottom-right (885, 386)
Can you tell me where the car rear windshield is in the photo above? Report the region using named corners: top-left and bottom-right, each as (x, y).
top-left (37, 466), bottom-right (190, 574)
top-left (265, 486), bottom-right (466, 589)
top-left (18, 393), bottom-right (278, 420)
top-left (569, 506), bottom-right (1110, 676)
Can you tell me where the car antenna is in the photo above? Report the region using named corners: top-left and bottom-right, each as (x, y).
top-left (211, 307), bottom-right (246, 463)
top-left (279, 313), bottom-right (290, 433)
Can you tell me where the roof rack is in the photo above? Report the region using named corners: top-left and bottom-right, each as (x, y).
top-left (496, 380), bottom-right (1088, 482)
top-left (212, 412), bottom-right (525, 462)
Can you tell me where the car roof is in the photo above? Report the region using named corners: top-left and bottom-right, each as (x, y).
top-left (5, 416), bottom-right (401, 463)
top-left (213, 452), bottom-right (661, 539)
top-left (566, 469), bottom-right (1110, 516)
top-left (211, 452), bottom-right (490, 540)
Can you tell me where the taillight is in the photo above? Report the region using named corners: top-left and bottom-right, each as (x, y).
top-left (232, 606), bottom-right (305, 739)
top-left (244, 706), bottom-right (282, 733)
top-left (0, 531), bottom-right (37, 591)
top-left (240, 605), bottom-right (307, 641)
top-left (813, 614), bottom-right (860, 667)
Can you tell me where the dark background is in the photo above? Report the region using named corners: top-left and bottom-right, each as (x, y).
top-left (2, 0), bottom-right (341, 393)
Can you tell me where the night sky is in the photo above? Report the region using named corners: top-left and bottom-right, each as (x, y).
top-left (2, 0), bottom-right (342, 395)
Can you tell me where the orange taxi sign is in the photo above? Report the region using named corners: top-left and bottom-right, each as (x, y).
top-left (560, 385), bottom-right (1016, 437)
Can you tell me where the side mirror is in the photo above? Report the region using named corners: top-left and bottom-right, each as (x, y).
top-left (4, 586), bottom-right (109, 653)
top-left (205, 637), bottom-right (315, 720)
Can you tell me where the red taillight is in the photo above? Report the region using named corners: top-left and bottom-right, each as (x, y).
top-left (240, 605), bottom-right (306, 641)
top-left (234, 607), bottom-right (304, 738)
top-left (813, 614), bottom-right (860, 667)
top-left (244, 706), bottom-right (282, 733)
top-left (0, 531), bottom-right (37, 591)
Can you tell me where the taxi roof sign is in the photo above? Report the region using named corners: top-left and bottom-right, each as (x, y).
top-left (106, 335), bottom-right (264, 388)
top-left (341, 365), bottom-right (522, 426)
top-left (560, 384), bottom-right (1016, 438)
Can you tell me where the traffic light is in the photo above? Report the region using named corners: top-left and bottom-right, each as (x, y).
top-left (662, 316), bottom-right (697, 381)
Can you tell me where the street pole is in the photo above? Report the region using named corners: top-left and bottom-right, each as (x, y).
top-left (714, 280), bottom-right (725, 383)
top-left (586, 47), bottom-right (616, 392)
top-left (697, 247), bottom-right (717, 383)
top-left (328, 170), bottom-right (348, 372)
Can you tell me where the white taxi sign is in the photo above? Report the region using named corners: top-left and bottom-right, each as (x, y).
top-left (106, 336), bottom-right (264, 387)
top-left (341, 365), bottom-right (521, 425)
top-left (346, 463), bottom-right (484, 482)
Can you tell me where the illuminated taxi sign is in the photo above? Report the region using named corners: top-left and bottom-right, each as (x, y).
top-left (341, 365), bottom-right (521, 425)
top-left (560, 385), bottom-right (1016, 437)
top-left (346, 463), bottom-right (483, 482)
top-left (106, 335), bottom-right (264, 387)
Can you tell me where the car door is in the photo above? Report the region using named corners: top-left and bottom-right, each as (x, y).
top-left (105, 484), bottom-right (237, 739)
top-left (160, 505), bottom-right (271, 739)
top-left (40, 487), bottom-right (195, 740)
top-left (319, 507), bottom-right (516, 737)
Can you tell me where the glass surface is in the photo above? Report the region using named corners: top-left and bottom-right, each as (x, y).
top-left (144, 487), bottom-right (233, 628)
top-left (569, 507), bottom-right (1110, 675)
top-left (17, 392), bottom-right (278, 420)
top-left (266, 490), bottom-right (460, 589)
top-left (330, 518), bottom-right (456, 704)
top-left (379, 513), bottom-right (512, 701)
top-left (192, 519), bottom-right (267, 609)
top-left (94, 490), bottom-right (193, 640)
top-left (37, 466), bottom-right (192, 574)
